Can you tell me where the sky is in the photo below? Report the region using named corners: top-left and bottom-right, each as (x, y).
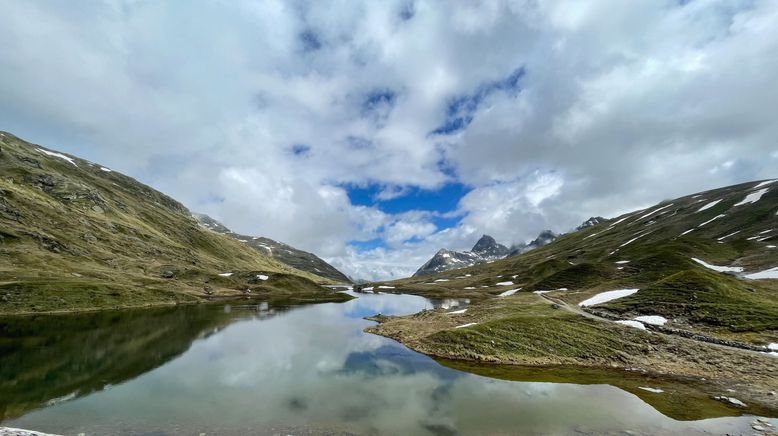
top-left (1, 0), bottom-right (777, 281)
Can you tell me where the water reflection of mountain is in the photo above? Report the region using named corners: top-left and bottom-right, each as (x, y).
top-left (0, 302), bottom-right (289, 420)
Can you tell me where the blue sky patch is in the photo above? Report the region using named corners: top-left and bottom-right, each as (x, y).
top-left (346, 182), bottom-right (470, 215)
top-left (348, 238), bottom-right (386, 251)
top-left (399, 2), bottom-right (415, 20)
top-left (432, 66), bottom-right (525, 135)
top-left (300, 30), bottom-right (322, 52)
top-left (431, 214), bottom-right (463, 230)
top-left (363, 89), bottom-right (396, 110)
top-left (291, 143), bottom-right (311, 156)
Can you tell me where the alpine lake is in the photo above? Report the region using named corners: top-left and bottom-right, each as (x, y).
top-left (1, 291), bottom-right (775, 435)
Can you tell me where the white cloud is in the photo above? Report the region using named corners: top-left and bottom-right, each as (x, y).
top-left (1, 0), bottom-right (777, 280)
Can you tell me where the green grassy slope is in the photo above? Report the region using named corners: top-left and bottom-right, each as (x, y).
top-left (0, 132), bottom-right (348, 314)
top-left (193, 213), bottom-right (352, 283)
top-left (379, 178), bottom-right (778, 344)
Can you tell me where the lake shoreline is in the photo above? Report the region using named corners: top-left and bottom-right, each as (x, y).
top-left (364, 294), bottom-right (778, 418)
top-left (0, 291), bottom-right (353, 318)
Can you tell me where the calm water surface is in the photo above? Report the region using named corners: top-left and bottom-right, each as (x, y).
top-left (1, 292), bottom-right (774, 435)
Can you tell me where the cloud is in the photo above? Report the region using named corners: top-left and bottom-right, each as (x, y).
top-left (1, 0), bottom-right (777, 280)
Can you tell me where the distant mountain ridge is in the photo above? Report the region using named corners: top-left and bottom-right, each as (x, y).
top-left (577, 216), bottom-right (607, 230)
top-left (193, 213), bottom-right (351, 283)
top-left (414, 220), bottom-right (619, 276)
top-left (507, 230), bottom-right (560, 256)
top-left (413, 231), bottom-right (559, 277)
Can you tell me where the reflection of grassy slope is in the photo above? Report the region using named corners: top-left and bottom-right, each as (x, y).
top-left (0, 132), bottom-right (348, 314)
top-left (0, 303), bottom-right (286, 420)
top-left (384, 180), bottom-right (778, 342)
top-left (437, 360), bottom-right (776, 421)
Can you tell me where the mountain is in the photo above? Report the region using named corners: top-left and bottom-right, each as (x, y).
top-left (193, 213), bottom-right (351, 283)
top-left (577, 216), bottom-right (607, 230)
top-left (370, 180), bottom-right (778, 412)
top-left (414, 231), bottom-right (558, 277)
top-left (507, 229), bottom-right (559, 256)
top-left (413, 235), bottom-right (509, 277)
top-left (471, 234), bottom-right (510, 258)
top-left (0, 131), bottom-right (348, 315)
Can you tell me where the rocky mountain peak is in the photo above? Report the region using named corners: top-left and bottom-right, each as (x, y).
top-left (532, 230), bottom-right (558, 245)
top-left (577, 216), bottom-right (607, 230)
top-left (471, 235), bottom-right (509, 257)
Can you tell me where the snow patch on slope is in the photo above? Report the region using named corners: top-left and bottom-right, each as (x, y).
top-left (634, 315), bottom-right (668, 326)
top-left (579, 289), bottom-right (639, 307)
top-left (615, 320), bottom-right (646, 330)
top-left (696, 199), bottom-right (721, 212)
top-left (733, 188), bottom-right (769, 207)
top-left (691, 257), bottom-right (743, 273)
top-left (498, 288), bottom-right (521, 297)
top-left (745, 267), bottom-right (778, 280)
top-left (37, 148), bottom-right (77, 166)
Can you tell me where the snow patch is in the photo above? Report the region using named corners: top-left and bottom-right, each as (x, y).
top-left (495, 281), bottom-right (514, 286)
top-left (377, 285), bottom-right (395, 289)
top-left (753, 179), bottom-right (777, 189)
top-left (37, 148), bottom-right (77, 166)
top-left (498, 288), bottom-right (521, 297)
top-left (744, 267), bottom-right (778, 280)
top-left (100, 167), bottom-right (112, 172)
top-left (717, 230), bottom-right (740, 241)
top-left (615, 260), bottom-right (630, 264)
top-left (447, 309), bottom-right (467, 314)
top-left (733, 188), bottom-right (769, 207)
top-left (362, 286), bottom-right (374, 291)
top-left (696, 199), bottom-right (721, 212)
top-left (463, 287), bottom-right (476, 290)
top-left (691, 257), bottom-right (744, 273)
top-left (615, 320), bottom-right (646, 330)
top-left (636, 203), bottom-right (674, 221)
top-left (256, 274), bottom-right (269, 281)
top-left (434, 279), bottom-right (450, 282)
top-left (638, 387), bottom-right (664, 393)
top-left (634, 315), bottom-right (667, 326)
top-left (714, 396), bottom-right (746, 407)
top-left (606, 215), bottom-right (631, 230)
top-left (620, 232), bottom-right (649, 247)
top-left (218, 272), bottom-right (233, 277)
top-left (698, 214), bottom-right (726, 227)
top-left (579, 289), bottom-right (639, 307)
top-left (455, 322), bottom-right (478, 329)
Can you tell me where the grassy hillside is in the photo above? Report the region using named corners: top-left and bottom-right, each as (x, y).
top-left (375, 179), bottom-right (778, 341)
top-left (367, 179), bottom-right (778, 413)
top-left (193, 213), bottom-right (352, 283)
top-left (0, 132), bottom-right (349, 314)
